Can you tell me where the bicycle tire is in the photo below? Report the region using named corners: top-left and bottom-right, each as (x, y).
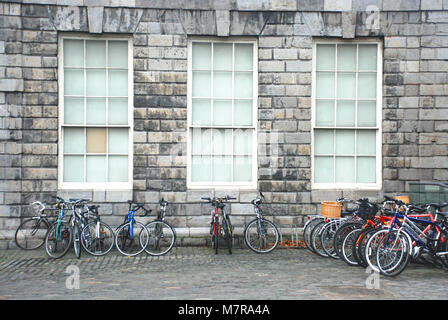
top-left (222, 218), bottom-right (232, 255)
top-left (320, 220), bottom-right (343, 259)
top-left (341, 228), bottom-right (362, 266)
top-left (352, 227), bottom-right (373, 267)
top-left (214, 221), bottom-right (219, 254)
top-left (81, 220), bottom-right (115, 256)
top-left (356, 227), bottom-right (378, 267)
top-left (333, 221), bottom-right (363, 259)
top-left (115, 221), bottom-right (149, 257)
top-left (310, 220), bottom-right (329, 257)
top-left (303, 217), bottom-right (324, 253)
top-left (244, 218), bottom-right (279, 254)
top-left (73, 223), bottom-right (81, 259)
top-left (44, 222), bottom-right (72, 259)
top-left (15, 218), bottom-right (50, 250)
top-left (364, 228), bottom-right (388, 273)
top-left (144, 220), bottom-right (176, 256)
top-left (376, 230), bottom-right (411, 277)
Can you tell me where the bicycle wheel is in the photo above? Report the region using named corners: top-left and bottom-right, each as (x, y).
top-left (310, 220), bottom-right (329, 257)
top-left (15, 218), bottom-right (50, 250)
top-left (45, 222), bottom-right (72, 259)
top-left (320, 220), bottom-right (342, 259)
top-left (352, 227), bottom-right (373, 267)
top-left (213, 221), bottom-right (219, 254)
top-left (341, 228), bottom-right (362, 266)
top-left (356, 227), bottom-right (378, 267)
top-left (244, 218), bottom-right (279, 254)
top-left (303, 217), bottom-right (324, 252)
top-left (73, 223), bottom-right (81, 259)
top-left (376, 230), bottom-right (411, 277)
top-left (81, 220), bottom-right (115, 256)
top-left (143, 220), bottom-right (176, 256)
top-left (364, 228), bottom-right (389, 273)
top-left (115, 221), bottom-right (149, 256)
top-left (333, 221), bottom-right (363, 259)
top-left (222, 216), bottom-right (233, 255)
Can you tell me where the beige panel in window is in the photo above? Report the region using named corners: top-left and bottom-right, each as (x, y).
top-left (86, 128), bottom-right (107, 153)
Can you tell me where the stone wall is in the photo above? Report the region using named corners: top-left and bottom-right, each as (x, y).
top-left (1, 0), bottom-right (448, 248)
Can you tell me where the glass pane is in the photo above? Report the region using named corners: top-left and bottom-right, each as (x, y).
top-left (108, 155), bottom-right (128, 182)
top-left (335, 130), bottom-right (355, 155)
top-left (108, 70), bottom-right (128, 97)
top-left (234, 155), bottom-right (252, 182)
top-left (86, 98), bottom-right (106, 125)
top-left (108, 40), bottom-right (128, 69)
top-left (63, 155), bottom-right (84, 182)
top-left (357, 101), bottom-right (376, 127)
top-left (316, 44), bottom-right (335, 71)
top-left (213, 100), bottom-right (232, 126)
top-left (357, 130), bottom-right (376, 155)
top-left (64, 69), bottom-right (84, 96)
top-left (335, 157), bottom-right (355, 183)
top-left (192, 99), bottom-right (211, 125)
top-left (235, 43), bottom-right (253, 71)
top-left (358, 72), bottom-right (377, 99)
top-left (212, 129), bottom-right (232, 155)
top-left (234, 100), bottom-right (252, 126)
top-left (234, 129), bottom-right (252, 155)
top-left (314, 129), bottom-right (333, 155)
top-left (63, 127), bottom-right (84, 154)
top-left (191, 128), bottom-right (211, 155)
top-left (213, 71), bottom-right (232, 98)
top-left (234, 72), bottom-right (253, 99)
top-left (212, 156), bottom-right (231, 182)
top-left (192, 71), bottom-right (211, 97)
top-left (337, 44), bottom-right (356, 71)
top-left (213, 43), bottom-right (232, 70)
top-left (86, 40), bottom-right (106, 68)
top-left (358, 44), bottom-right (377, 71)
top-left (315, 100), bottom-right (334, 126)
top-left (316, 72), bottom-right (335, 98)
top-left (86, 128), bottom-right (106, 153)
top-left (108, 128), bottom-right (128, 154)
top-left (336, 100), bottom-right (355, 127)
top-left (108, 98), bottom-right (128, 125)
top-left (64, 39), bottom-right (83, 67)
top-left (337, 73), bottom-right (356, 99)
top-left (191, 155), bottom-right (211, 182)
top-left (86, 69), bottom-right (106, 96)
top-left (357, 157), bottom-right (376, 183)
top-left (64, 97), bottom-right (84, 125)
top-left (86, 155), bottom-right (106, 182)
top-left (192, 42), bottom-right (211, 70)
top-left (314, 156), bottom-right (334, 183)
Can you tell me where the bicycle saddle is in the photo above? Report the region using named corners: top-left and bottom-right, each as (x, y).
top-left (427, 203), bottom-right (448, 210)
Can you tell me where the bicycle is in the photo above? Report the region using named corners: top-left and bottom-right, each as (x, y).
top-left (202, 195), bottom-right (235, 254)
top-left (80, 204), bottom-right (115, 256)
top-left (115, 200), bottom-right (151, 257)
top-left (67, 198), bottom-right (92, 259)
top-left (244, 191), bottom-right (279, 254)
top-left (44, 197), bottom-right (73, 259)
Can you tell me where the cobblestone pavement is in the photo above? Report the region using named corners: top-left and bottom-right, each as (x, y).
top-left (1, 245), bottom-right (448, 300)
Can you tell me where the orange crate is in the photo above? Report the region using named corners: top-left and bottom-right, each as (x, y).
top-left (321, 201), bottom-right (342, 218)
top-left (393, 195), bottom-right (410, 212)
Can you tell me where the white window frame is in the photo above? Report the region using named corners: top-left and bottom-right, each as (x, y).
top-left (57, 33), bottom-right (134, 190)
top-left (186, 37), bottom-right (258, 190)
top-left (311, 38), bottom-right (383, 190)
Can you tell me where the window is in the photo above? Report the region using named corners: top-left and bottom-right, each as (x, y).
top-left (187, 38), bottom-right (257, 189)
top-left (312, 40), bottom-right (382, 189)
top-left (58, 36), bottom-right (133, 189)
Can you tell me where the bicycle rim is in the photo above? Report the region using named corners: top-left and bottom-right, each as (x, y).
top-left (376, 230), bottom-right (410, 276)
top-left (15, 218), bottom-right (49, 250)
top-left (144, 221), bottom-right (176, 256)
top-left (341, 228), bottom-right (361, 266)
top-left (116, 221), bottom-right (149, 256)
top-left (310, 221), bottom-right (329, 257)
top-left (45, 222), bottom-right (72, 259)
top-left (245, 219), bottom-right (279, 254)
top-left (81, 221), bottom-right (115, 256)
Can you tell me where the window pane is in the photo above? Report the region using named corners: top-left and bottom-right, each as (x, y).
top-left (86, 40), bottom-right (106, 68)
top-left (86, 155), bottom-right (106, 182)
top-left (108, 128), bottom-right (128, 154)
top-left (315, 100), bottom-right (334, 127)
top-left (213, 43), bottom-right (232, 70)
top-left (108, 70), bottom-right (128, 97)
top-left (64, 39), bottom-right (83, 67)
top-left (212, 156), bottom-right (232, 182)
top-left (64, 97), bottom-right (84, 125)
top-left (108, 98), bottom-right (128, 125)
top-left (234, 72), bottom-right (253, 99)
top-left (357, 101), bottom-right (376, 127)
top-left (192, 42), bottom-right (211, 70)
top-left (337, 72), bottom-right (356, 99)
top-left (316, 44), bottom-right (335, 71)
top-left (191, 128), bottom-right (211, 155)
top-left (192, 71), bottom-right (211, 97)
top-left (63, 155), bottom-right (84, 182)
top-left (86, 69), bottom-right (106, 96)
top-left (336, 100), bottom-right (355, 127)
top-left (86, 98), bottom-right (106, 125)
top-left (64, 127), bottom-right (84, 153)
top-left (213, 71), bottom-right (232, 98)
top-left (64, 69), bottom-right (84, 96)
top-left (235, 44), bottom-right (253, 71)
top-left (192, 99), bottom-right (211, 125)
top-left (234, 155), bottom-right (252, 182)
top-left (212, 129), bottom-right (232, 155)
top-left (357, 130), bottom-right (376, 155)
top-left (86, 128), bottom-right (106, 153)
top-left (108, 155), bottom-right (128, 182)
top-left (234, 100), bottom-right (252, 126)
top-left (314, 129), bottom-right (333, 155)
top-left (358, 44), bottom-right (377, 71)
top-left (335, 130), bottom-right (355, 155)
top-left (335, 156), bottom-right (355, 183)
top-left (337, 44), bottom-right (356, 71)
top-left (358, 72), bottom-right (377, 99)
top-left (191, 155), bottom-right (211, 182)
top-left (213, 100), bottom-right (232, 126)
top-left (316, 72), bottom-right (335, 98)
top-left (314, 156), bottom-right (334, 183)
top-left (234, 129), bottom-right (252, 155)
top-left (357, 157), bottom-right (376, 183)
top-left (108, 40), bottom-right (128, 69)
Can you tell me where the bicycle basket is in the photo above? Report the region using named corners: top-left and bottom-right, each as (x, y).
top-left (321, 202), bottom-right (342, 218)
top-left (356, 199), bottom-right (378, 220)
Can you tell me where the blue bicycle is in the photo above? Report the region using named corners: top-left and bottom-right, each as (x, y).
top-left (44, 197), bottom-right (72, 259)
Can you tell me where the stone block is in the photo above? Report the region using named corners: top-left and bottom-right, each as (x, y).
top-left (0, 79), bottom-right (23, 92)
top-left (216, 9), bottom-right (230, 36)
top-left (87, 6), bottom-right (104, 34)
